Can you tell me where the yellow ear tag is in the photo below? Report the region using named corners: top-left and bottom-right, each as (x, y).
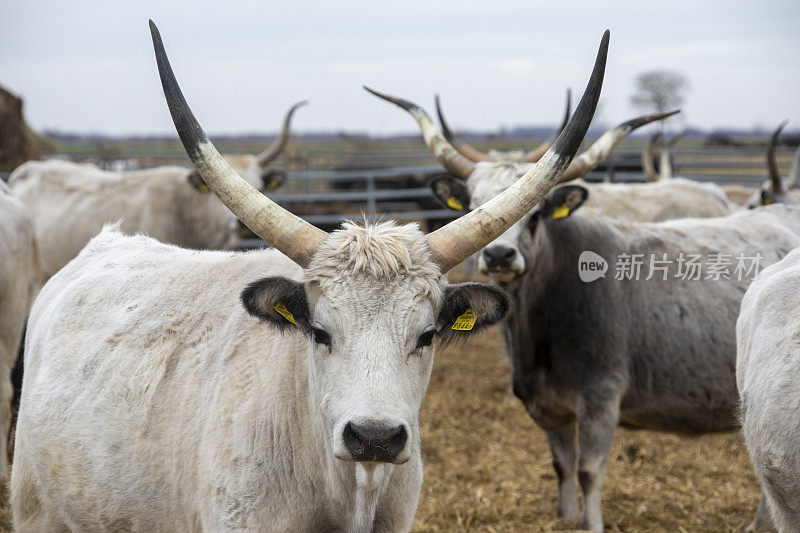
top-left (447, 196), bottom-right (464, 211)
top-left (451, 308), bottom-right (476, 331)
top-left (763, 197), bottom-right (773, 206)
top-left (198, 183), bottom-right (210, 192)
top-left (273, 302), bottom-right (297, 325)
top-left (266, 180), bottom-right (280, 190)
top-left (552, 204), bottom-right (570, 219)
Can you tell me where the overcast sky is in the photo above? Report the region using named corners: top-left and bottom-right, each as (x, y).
top-left (2, 0), bottom-right (799, 136)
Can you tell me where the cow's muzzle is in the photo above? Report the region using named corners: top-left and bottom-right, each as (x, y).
top-left (342, 421), bottom-right (408, 463)
top-left (479, 244), bottom-right (525, 282)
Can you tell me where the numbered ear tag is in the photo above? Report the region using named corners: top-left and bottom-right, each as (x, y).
top-left (273, 302), bottom-right (297, 325)
top-left (552, 203), bottom-right (570, 219)
top-left (451, 308), bottom-right (476, 331)
top-left (447, 196), bottom-right (464, 211)
top-left (198, 183), bottom-right (210, 192)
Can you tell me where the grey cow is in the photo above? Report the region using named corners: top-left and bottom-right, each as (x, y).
top-left (499, 187), bottom-right (800, 531)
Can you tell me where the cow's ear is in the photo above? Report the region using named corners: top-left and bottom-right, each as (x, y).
top-left (187, 171), bottom-right (211, 193)
top-left (540, 185), bottom-right (588, 219)
top-left (261, 170), bottom-right (287, 191)
top-left (437, 283), bottom-right (508, 345)
top-left (430, 175), bottom-right (470, 212)
top-left (241, 277), bottom-right (310, 332)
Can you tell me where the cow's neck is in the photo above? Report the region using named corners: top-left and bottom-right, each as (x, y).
top-left (506, 212), bottom-right (622, 354)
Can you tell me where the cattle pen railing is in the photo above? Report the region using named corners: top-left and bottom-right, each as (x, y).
top-left (3, 145), bottom-right (797, 250)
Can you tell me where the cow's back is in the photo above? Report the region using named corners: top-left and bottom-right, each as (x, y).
top-left (585, 178), bottom-right (733, 222)
top-left (9, 161), bottom-right (238, 278)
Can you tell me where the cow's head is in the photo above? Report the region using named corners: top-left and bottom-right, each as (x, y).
top-left (151, 21), bottom-right (606, 465)
top-left (746, 121), bottom-right (800, 208)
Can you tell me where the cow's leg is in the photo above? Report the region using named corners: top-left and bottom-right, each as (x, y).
top-left (576, 397), bottom-right (619, 533)
top-left (546, 422), bottom-right (579, 524)
top-left (745, 490), bottom-right (776, 532)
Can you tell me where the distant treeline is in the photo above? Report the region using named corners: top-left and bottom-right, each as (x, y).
top-left (41, 126), bottom-right (800, 147)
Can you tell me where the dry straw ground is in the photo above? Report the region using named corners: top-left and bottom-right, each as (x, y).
top-left (412, 324), bottom-right (760, 532)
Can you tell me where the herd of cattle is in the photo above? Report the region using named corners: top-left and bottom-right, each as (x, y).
top-left (1, 23), bottom-right (800, 532)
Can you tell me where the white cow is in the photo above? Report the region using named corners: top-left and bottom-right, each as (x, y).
top-left (737, 246), bottom-right (800, 532)
top-left (0, 182), bottom-right (41, 480)
top-left (9, 100), bottom-right (306, 279)
top-left (10, 22), bottom-right (609, 531)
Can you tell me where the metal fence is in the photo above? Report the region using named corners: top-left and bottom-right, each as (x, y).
top-left (4, 145), bottom-right (797, 250)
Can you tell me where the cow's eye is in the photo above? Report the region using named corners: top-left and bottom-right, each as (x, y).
top-left (312, 327), bottom-right (332, 347)
top-left (416, 329), bottom-right (436, 349)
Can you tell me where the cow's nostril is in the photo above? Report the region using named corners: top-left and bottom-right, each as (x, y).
top-left (503, 248), bottom-right (516, 260)
top-left (343, 422), bottom-right (407, 463)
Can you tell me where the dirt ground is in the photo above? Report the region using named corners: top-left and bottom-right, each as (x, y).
top-left (412, 325), bottom-right (760, 532)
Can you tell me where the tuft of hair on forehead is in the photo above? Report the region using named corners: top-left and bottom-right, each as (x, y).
top-left (310, 220), bottom-right (438, 278)
top-left (305, 220), bottom-right (445, 306)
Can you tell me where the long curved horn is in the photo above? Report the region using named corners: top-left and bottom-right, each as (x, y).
top-left (435, 95), bottom-right (487, 162)
top-left (787, 144), bottom-right (800, 189)
top-left (558, 110), bottom-right (680, 183)
top-left (366, 87), bottom-right (476, 179)
top-left (642, 131), bottom-right (661, 181)
top-left (426, 30), bottom-right (609, 272)
top-left (256, 100), bottom-right (308, 167)
top-left (767, 121), bottom-right (788, 194)
top-left (658, 129), bottom-right (685, 180)
top-left (525, 87), bottom-right (572, 162)
top-left (150, 20), bottom-right (327, 268)
top-left (658, 140), bottom-right (673, 180)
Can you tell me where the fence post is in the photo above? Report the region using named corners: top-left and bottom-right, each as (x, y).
top-left (366, 173), bottom-right (377, 220)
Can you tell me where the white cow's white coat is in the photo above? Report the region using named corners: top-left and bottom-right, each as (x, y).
top-left (737, 246), bottom-right (800, 531)
top-left (8, 158), bottom-right (266, 278)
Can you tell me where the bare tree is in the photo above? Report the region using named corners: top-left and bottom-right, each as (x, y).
top-left (631, 70), bottom-right (688, 134)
